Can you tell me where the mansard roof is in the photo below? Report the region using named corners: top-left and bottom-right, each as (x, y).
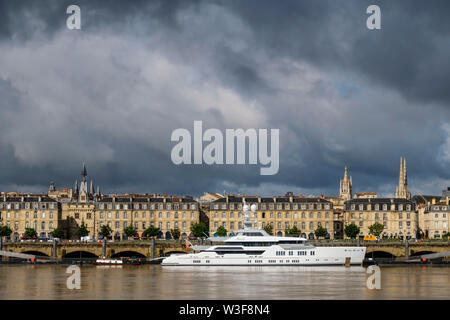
top-left (1, 196), bottom-right (56, 202)
top-left (211, 196), bottom-right (332, 204)
top-left (346, 198), bottom-right (414, 204)
top-left (292, 197), bottom-right (331, 203)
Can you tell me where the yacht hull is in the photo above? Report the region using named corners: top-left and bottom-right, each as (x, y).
top-left (161, 246), bottom-right (366, 266)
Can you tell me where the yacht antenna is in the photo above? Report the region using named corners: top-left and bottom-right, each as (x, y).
top-left (242, 200), bottom-right (257, 230)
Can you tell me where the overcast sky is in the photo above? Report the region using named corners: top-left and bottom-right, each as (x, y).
top-left (0, 0), bottom-right (450, 198)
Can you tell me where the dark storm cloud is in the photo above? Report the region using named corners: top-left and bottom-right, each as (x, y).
top-left (0, 0), bottom-right (450, 197)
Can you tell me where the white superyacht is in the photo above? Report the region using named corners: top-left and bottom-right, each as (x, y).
top-left (161, 203), bottom-right (366, 266)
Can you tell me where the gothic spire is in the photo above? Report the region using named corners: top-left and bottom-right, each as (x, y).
top-left (81, 162), bottom-right (87, 181)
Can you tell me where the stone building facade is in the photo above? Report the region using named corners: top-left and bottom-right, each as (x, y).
top-left (95, 196), bottom-right (199, 240)
top-left (209, 195), bottom-right (335, 239)
top-left (0, 195), bottom-right (60, 241)
top-left (344, 198), bottom-right (417, 239)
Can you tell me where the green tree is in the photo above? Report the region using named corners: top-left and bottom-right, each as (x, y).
top-left (78, 222), bottom-right (90, 237)
top-left (443, 232), bottom-right (450, 240)
top-left (170, 228), bottom-right (181, 240)
top-left (314, 225), bottom-right (328, 239)
top-left (0, 224), bottom-right (12, 237)
top-left (368, 222), bottom-right (384, 237)
top-left (124, 225), bottom-right (138, 238)
top-left (190, 222), bottom-right (209, 238)
top-left (50, 228), bottom-right (65, 239)
top-left (99, 225), bottom-right (112, 238)
top-left (24, 228), bottom-right (38, 238)
top-left (285, 226), bottom-right (301, 237)
top-left (344, 223), bottom-right (360, 239)
top-left (263, 224), bottom-right (273, 235)
top-left (215, 225), bottom-right (228, 237)
top-left (143, 225), bottom-right (160, 238)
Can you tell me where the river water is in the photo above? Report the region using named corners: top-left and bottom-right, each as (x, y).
top-left (0, 264), bottom-right (448, 300)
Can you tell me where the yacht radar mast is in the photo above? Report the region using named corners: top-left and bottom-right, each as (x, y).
top-left (243, 200), bottom-right (258, 229)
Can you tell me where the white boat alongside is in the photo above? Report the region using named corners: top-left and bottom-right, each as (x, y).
top-left (162, 203), bottom-right (366, 266)
top-left (94, 258), bottom-right (123, 265)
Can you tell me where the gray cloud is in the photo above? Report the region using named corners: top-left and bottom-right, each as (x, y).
top-left (0, 0), bottom-right (449, 197)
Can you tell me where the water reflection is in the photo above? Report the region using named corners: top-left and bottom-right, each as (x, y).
top-left (0, 265), bottom-right (448, 300)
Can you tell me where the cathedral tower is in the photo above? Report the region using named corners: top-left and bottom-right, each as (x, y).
top-left (395, 157), bottom-right (411, 199)
top-left (340, 166), bottom-right (352, 200)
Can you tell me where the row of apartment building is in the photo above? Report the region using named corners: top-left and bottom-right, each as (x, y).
top-left (0, 162), bottom-right (449, 240)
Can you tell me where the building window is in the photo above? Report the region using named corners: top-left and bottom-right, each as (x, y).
top-left (75, 213), bottom-right (79, 219)
top-left (115, 222), bottom-right (119, 228)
